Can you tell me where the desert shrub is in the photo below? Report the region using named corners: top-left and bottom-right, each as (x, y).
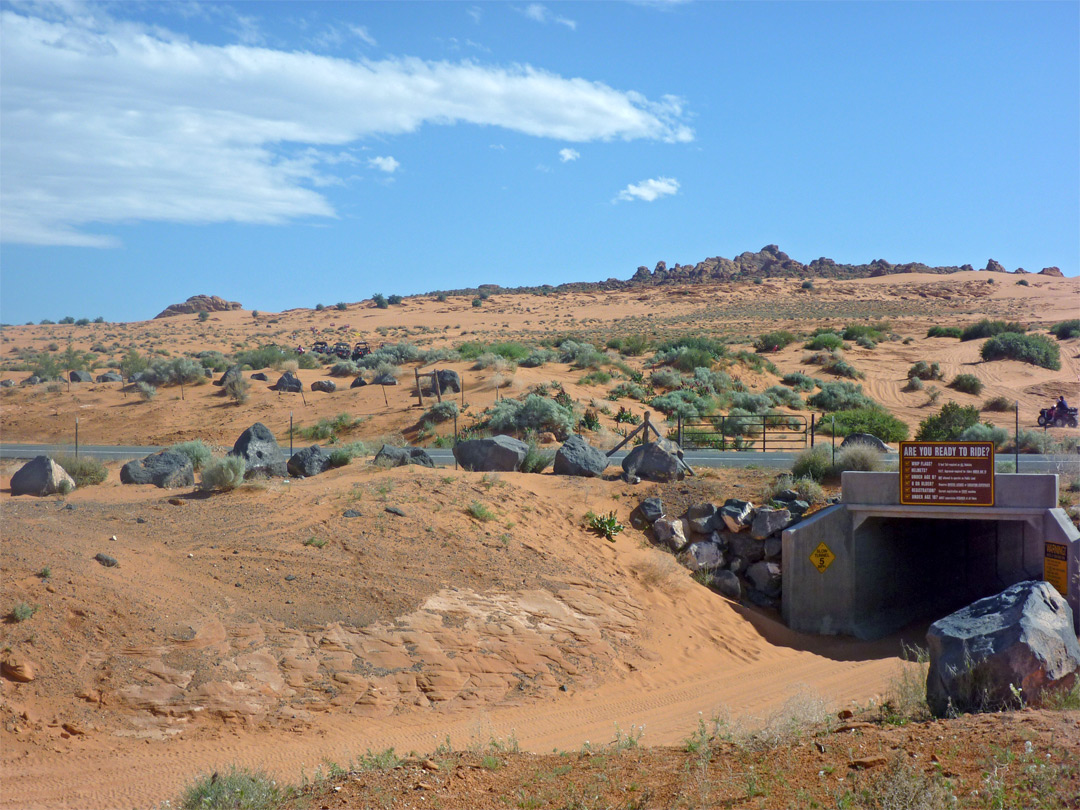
top-left (297, 353), bottom-right (321, 369)
top-left (804, 333), bottom-right (843, 351)
top-left (854, 335), bottom-right (877, 349)
top-left (650, 389), bottom-right (713, 420)
top-left (807, 381), bottom-right (876, 412)
top-left (519, 348), bottom-right (558, 368)
top-left (418, 347), bottom-right (459, 364)
top-left (472, 352), bottom-right (510, 372)
top-left (791, 446), bottom-right (832, 482)
top-left (781, 372), bottom-right (819, 392)
top-left (958, 423), bottom-right (1009, 448)
top-left (753, 330), bottom-right (797, 352)
top-left (606, 334), bottom-right (651, 356)
top-left (1007, 429), bottom-right (1055, 455)
top-left (471, 297), bottom-right (483, 307)
top-left (818, 408), bottom-right (909, 442)
top-left (423, 400), bottom-right (458, 423)
top-left (915, 402), bottom-right (981, 441)
top-left (233, 344), bottom-right (293, 370)
top-left (372, 293), bottom-right (388, 309)
top-left (770, 474), bottom-right (826, 504)
top-left (801, 279), bottom-right (814, 290)
top-left (653, 345), bottom-right (715, 372)
top-left (949, 373), bottom-right (983, 395)
top-left (458, 341), bottom-right (531, 363)
top-left (734, 349), bottom-right (779, 375)
top-left (370, 362), bottom-right (399, 385)
top-left (558, 340), bottom-right (605, 369)
top-left (200, 457), bottom-right (246, 491)
top-left (467, 501), bottom-right (496, 521)
top-left (980, 332), bottom-right (1061, 370)
top-left (827, 358), bottom-right (863, 379)
top-left (926, 325), bottom-right (962, 338)
top-left (329, 360), bottom-right (359, 377)
top-left (54, 454), bottom-right (107, 487)
top-left (362, 342), bottom-right (421, 368)
top-left (197, 351), bottom-right (229, 372)
top-left (650, 367), bottom-right (683, 389)
top-left (731, 391), bottom-right (772, 414)
top-left (11, 602), bottom-right (37, 622)
top-left (841, 322), bottom-right (889, 342)
top-left (764, 385), bottom-right (803, 409)
top-left (1049, 319), bottom-right (1080, 340)
top-left (178, 766), bottom-right (291, 810)
top-left (224, 375), bottom-right (250, 404)
top-left (654, 334), bottom-right (728, 361)
top-left (611, 382), bottom-right (648, 400)
top-left (28, 352), bottom-right (60, 380)
top-left (1016, 278), bottom-right (1029, 286)
top-left (326, 449), bottom-right (352, 468)
top-left (520, 442), bottom-right (555, 474)
top-left (387, 294), bottom-right (403, 305)
top-left (803, 348), bottom-right (843, 367)
top-left (982, 395), bottom-right (1013, 412)
top-left (960, 318), bottom-right (1026, 341)
top-left (691, 367), bottom-right (733, 395)
top-left (579, 369), bottom-right (611, 385)
top-left (170, 440), bottom-right (213, 471)
top-left (136, 381), bottom-right (157, 401)
top-left (907, 360), bottom-right (943, 380)
top-left (831, 444), bottom-right (886, 474)
top-left (903, 376), bottom-right (924, 392)
top-left (295, 413), bottom-right (363, 441)
top-left (488, 394), bottom-right (574, 438)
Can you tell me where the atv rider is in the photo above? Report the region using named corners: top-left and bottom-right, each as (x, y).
top-left (1056, 395), bottom-right (1070, 420)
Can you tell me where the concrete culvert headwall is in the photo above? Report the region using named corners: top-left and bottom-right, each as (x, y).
top-left (783, 473), bottom-right (1079, 640)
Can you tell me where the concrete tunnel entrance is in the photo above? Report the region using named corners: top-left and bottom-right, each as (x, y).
top-left (783, 473), bottom-right (1079, 640)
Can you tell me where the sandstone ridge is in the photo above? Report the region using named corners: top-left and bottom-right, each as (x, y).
top-left (154, 294), bottom-right (242, 319)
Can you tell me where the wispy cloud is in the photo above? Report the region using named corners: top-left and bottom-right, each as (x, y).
top-left (559, 148), bottom-right (580, 162)
top-left (368, 156), bottom-right (400, 173)
top-left (615, 176), bottom-right (680, 202)
top-left (522, 4), bottom-right (577, 30)
top-left (467, 6), bottom-right (483, 24)
top-left (0, 7), bottom-right (691, 246)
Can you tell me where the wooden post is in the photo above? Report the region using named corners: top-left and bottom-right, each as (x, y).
top-left (677, 413), bottom-right (683, 448)
top-left (762, 414), bottom-right (766, 453)
top-left (643, 410), bottom-right (652, 442)
top-left (414, 368), bottom-right (424, 407)
top-left (453, 412), bottom-right (459, 470)
top-left (289, 412), bottom-right (293, 458)
top-left (433, 370), bottom-right (442, 403)
top-left (382, 384), bottom-right (389, 408)
top-left (75, 417), bottom-right (79, 459)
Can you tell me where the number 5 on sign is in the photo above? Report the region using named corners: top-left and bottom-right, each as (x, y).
top-left (810, 542), bottom-right (835, 573)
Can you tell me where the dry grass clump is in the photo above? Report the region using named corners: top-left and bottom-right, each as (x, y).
top-left (628, 554), bottom-right (686, 590)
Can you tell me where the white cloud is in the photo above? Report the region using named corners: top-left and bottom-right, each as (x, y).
top-left (615, 176), bottom-right (680, 203)
top-left (348, 24), bottom-right (376, 47)
top-left (368, 156), bottom-right (400, 173)
top-left (559, 148), bottom-right (580, 162)
top-left (0, 7), bottom-right (692, 246)
top-left (522, 4), bottom-right (577, 30)
top-left (467, 6), bottom-right (483, 24)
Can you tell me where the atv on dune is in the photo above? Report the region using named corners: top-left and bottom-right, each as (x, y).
top-left (351, 342), bottom-right (372, 361)
top-left (1038, 406), bottom-right (1078, 428)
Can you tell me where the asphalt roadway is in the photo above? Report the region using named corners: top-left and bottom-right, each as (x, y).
top-left (2, 443), bottom-right (1076, 474)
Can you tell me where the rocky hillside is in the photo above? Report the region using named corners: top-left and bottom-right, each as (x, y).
top-left (154, 294), bottom-right (242, 318)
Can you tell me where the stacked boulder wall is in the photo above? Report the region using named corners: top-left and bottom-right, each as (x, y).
top-left (10, 456), bottom-right (75, 496)
top-left (120, 451), bottom-right (195, 488)
top-left (374, 445), bottom-right (435, 468)
top-left (926, 580), bottom-right (1080, 717)
top-left (622, 442), bottom-right (683, 482)
top-left (453, 436), bottom-right (528, 472)
top-left (229, 423), bottom-right (288, 479)
top-left (287, 445), bottom-right (332, 478)
top-left (553, 435), bottom-right (608, 477)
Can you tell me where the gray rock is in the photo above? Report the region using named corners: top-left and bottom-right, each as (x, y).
top-left (120, 451), bottom-right (195, 488)
top-left (706, 530), bottom-right (730, 552)
top-left (350, 375), bottom-right (367, 388)
top-left (789, 499), bottom-right (810, 515)
top-left (374, 444), bottom-right (435, 468)
top-left (709, 569), bottom-right (743, 600)
top-left (764, 536), bottom-right (783, 560)
top-left (372, 370), bottom-right (398, 385)
top-left (622, 442), bottom-right (683, 483)
top-left (926, 580), bottom-right (1080, 717)
top-left (639, 497), bottom-right (664, 524)
top-left (747, 561), bottom-right (782, 598)
top-left (747, 590), bottom-right (779, 610)
top-left (553, 435), bottom-right (608, 477)
top-left (678, 541), bottom-right (725, 573)
top-left (215, 365), bottom-right (243, 388)
top-left (686, 502), bottom-right (717, 534)
top-left (772, 489), bottom-right (799, 502)
top-left (385, 506), bottom-right (406, 516)
top-left (728, 532), bottom-right (765, 563)
top-left (0, 379), bottom-right (13, 388)
top-left (436, 369), bottom-right (462, 393)
top-left (94, 553), bottom-right (118, 568)
top-left (69, 370), bottom-right (93, 383)
top-left (728, 555), bottom-right (749, 576)
top-left (251, 372), bottom-right (269, 381)
top-left (95, 372), bottom-right (122, 383)
top-left (272, 371), bottom-right (302, 392)
top-left (840, 433), bottom-right (892, 453)
top-left (453, 436), bottom-right (528, 472)
top-left (288, 445), bottom-right (331, 478)
top-left (229, 422), bottom-right (288, 478)
top-left (311, 379), bottom-right (337, 393)
top-left (22, 375), bottom-right (42, 386)
top-left (750, 507), bottom-right (792, 539)
top-left (10, 456), bottom-right (75, 496)
top-left (343, 509), bottom-right (362, 518)
top-left (652, 517), bottom-right (688, 553)
top-left (720, 499), bottom-right (754, 532)
top-left (652, 436), bottom-right (685, 458)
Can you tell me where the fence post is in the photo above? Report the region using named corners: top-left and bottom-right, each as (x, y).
top-left (1014, 400), bottom-right (1019, 472)
top-left (433, 369), bottom-right (442, 403)
top-left (414, 368), bottom-right (424, 407)
top-left (761, 414), bottom-right (766, 453)
top-left (289, 412), bottom-right (293, 458)
top-left (643, 410), bottom-right (652, 442)
top-left (453, 412), bottom-right (459, 470)
top-left (75, 417), bottom-right (79, 459)
top-left (831, 416), bottom-right (836, 467)
top-left (721, 415), bottom-right (727, 452)
top-left (810, 413), bottom-right (815, 448)
top-left (677, 413), bottom-right (683, 448)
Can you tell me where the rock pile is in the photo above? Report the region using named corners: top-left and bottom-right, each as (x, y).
top-left (633, 490), bottom-right (812, 608)
top-left (154, 294), bottom-right (242, 318)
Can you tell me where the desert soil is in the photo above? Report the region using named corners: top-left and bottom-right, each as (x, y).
top-left (1, 272), bottom-right (1078, 809)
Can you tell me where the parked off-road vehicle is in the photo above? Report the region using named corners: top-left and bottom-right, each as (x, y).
top-left (312, 340), bottom-right (330, 355)
top-left (351, 341), bottom-right (372, 361)
top-left (333, 342), bottom-right (351, 359)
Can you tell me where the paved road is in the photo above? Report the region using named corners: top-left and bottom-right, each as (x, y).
top-left (2, 443), bottom-right (1076, 474)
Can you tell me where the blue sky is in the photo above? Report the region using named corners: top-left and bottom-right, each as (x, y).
top-left (1, 0), bottom-right (1077, 324)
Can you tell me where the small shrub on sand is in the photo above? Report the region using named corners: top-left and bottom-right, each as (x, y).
top-left (1049, 319), bottom-right (1080, 340)
top-left (224, 375), bottom-right (249, 404)
top-left (982, 395), bottom-right (1014, 412)
top-left (54, 454), bottom-right (107, 487)
top-left (926, 325), bottom-right (962, 338)
top-left (949, 373), bottom-right (983, 395)
top-left (467, 501), bottom-right (496, 522)
top-left (916, 402), bottom-right (981, 441)
top-left (11, 602), bottom-right (37, 622)
top-left (170, 440), bottom-right (212, 472)
top-left (178, 766), bottom-right (292, 810)
top-left (791, 446), bottom-right (832, 482)
top-left (907, 360), bottom-right (943, 381)
top-left (136, 381), bottom-right (156, 401)
top-left (980, 332), bottom-right (1061, 370)
top-left (830, 444), bottom-right (886, 474)
top-left (804, 332), bottom-right (844, 351)
top-left (519, 442), bottom-right (555, 474)
top-left (200, 457), bottom-right (246, 491)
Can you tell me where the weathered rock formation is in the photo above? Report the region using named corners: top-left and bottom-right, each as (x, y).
top-left (155, 295), bottom-right (242, 319)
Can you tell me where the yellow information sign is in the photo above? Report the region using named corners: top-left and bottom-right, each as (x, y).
top-left (1045, 542), bottom-right (1069, 598)
top-left (810, 542), bottom-right (835, 573)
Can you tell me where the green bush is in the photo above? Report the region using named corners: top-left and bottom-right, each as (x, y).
top-left (804, 333), bottom-right (843, 351)
top-left (764, 385), bottom-right (803, 409)
top-left (818, 408), bottom-right (909, 442)
top-left (358, 342), bottom-right (420, 368)
top-left (423, 400), bottom-right (458, 423)
top-left (327, 449), bottom-right (352, 468)
top-left (520, 442), bottom-right (555, 474)
top-left (519, 349), bottom-right (558, 368)
top-left (854, 335), bottom-right (877, 350)
top-left (1049, 319), bottom-right (1080, 340)
top-left (731, 391), bottom-right (772, 414)
top-left (907, 361), bottom-right (943, 381)
top-left (691, 367), bottom-right (733, 395)
top-left (831, 444), bottom-right (886, 474)
top-left (170, 440), bottom-right (213, 471)
top-left (650, 389), bottom-right (714, 420)
top-left (178, 766), bottom-right (291, 810)
top-left (488, 394), bottom-right (574, 439)
top-left (606, 334), bottom-right (651, 356)
top-left (915, 402), bottom-right (981, 441)
top-left (807, 381), bottom-right (876, 412)
top-left (926, 325), bottom-right (962, 338)
top-left (958, 423), bottom-right (1009, 448)
top-left (754, 330), bottom-right (797, 353)
top-left (11, 602), bottom-right (37, 622)
top-left (329, 360), bottom-right (359, 377)
top-left (200, 457), bottom-right (246, 491)
top-left (611, 382), bottom-right (648, 400)
top-left (980, 332), bottom-right (1061, 370)
top-left (54, 454), bottom-right (107, 487)
top-left (458, 341), bottom-right (532, 363)
top-left (136, 381), bottom-right (157, 401)
top-left (827, 359), bottom-right (863, 379)
top-left (982, 395), bottom-right (1013, 412)
top-left (372, 294), bottom-right (388, 309)
top-left (781, 372), bottom-right (819, 392)
top-left (579, 369), bottom-right (611, 385)
top-left (903, 376), bottom-right (924, 392)
top-left (770, 474), bottom-right (826, 504)
top-left (791, 446), bottom-right (832, 482)
top-left (841, 323), bottom-right (889, 342)
top-left (387, 294), bottom-right (403, 305)
top-left (650, 367), bottom-right (683, 389)
top-left (224, 375), bottom-right (250, 404)
top-left (654, 335), bottom-right (728, 361)
top-left (297, 353), bottom-right (321, 370)
top-left (949, 374), bottom-right (983, 395)
top-left (558, 340), bottom-right (605, 369)
top-left (960, 319), bottom-right (1026, 341)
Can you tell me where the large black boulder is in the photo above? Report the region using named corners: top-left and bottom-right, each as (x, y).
top-left (10, 456), bottom-right (75, 496)
top-left (272, 371), bottom-right (302, 393)
top-left (553, 435), bottom-right (608, 477)
top-left (288, 445), bottom-right (332, 477)
top-left (926, 580), bottom-right (1080, 717)
top-left (453, 436), bottom-right (528, 472)
top-left (840, 433), bottom-right (892, 452)
top-left (120, 450), bottom-right (194, 488)
top-left (311, 379), bottom-right (336, 393)
top-left (350, 376), bottom-right (367, 388)
top-left (69, 370), bottom-right (93, 383)
top-left (96, 372), bottom-right (123, 383)
top-left (436, 369), bottom-right (462, 393)
top-left (622, 442), bottom-right (683, 482)
top-left (374, 445), bottom-right (435, 468)
top-left (214, 365), bottom-right (243, 388)
top-left (229, 422), bottom-right (288, 478)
